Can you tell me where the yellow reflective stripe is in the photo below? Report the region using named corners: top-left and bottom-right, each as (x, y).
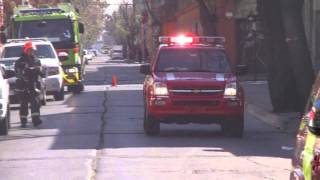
top-left (31, 113), bottom-right (40, 117)
top-left (303, 132), bottom-right (317, 180)
top-left (20, 115), bottom-right (28, 118)
top-left (299, 119), bottom-right (307, 131)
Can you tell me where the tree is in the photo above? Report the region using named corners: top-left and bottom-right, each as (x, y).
top-left (195, 0), bottom-right (216, 35)
top-left (258, 0), bottom-right (314, 112)
top-left (71, 0), bottom-right (105, 48)
top-left (105, 3), bottom-right (141, 60)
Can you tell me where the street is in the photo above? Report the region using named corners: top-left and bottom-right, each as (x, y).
top-left (0, 55), bottom-right (295, 180)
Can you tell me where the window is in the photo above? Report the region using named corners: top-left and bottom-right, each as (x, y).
top-left (156, 48), bottom-right (231, 73)
top-left (36, 45), bottom-right (56, 59)
top-left (2, 44), bottom-right (55, 59)
top-left (2, 46), bottom-right (23, 58)
top-left (15, 19), bottom-right (74, 43)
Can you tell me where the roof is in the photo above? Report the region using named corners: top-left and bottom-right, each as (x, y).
top-left (4, 39), bottom-right (53, 47)
top-left (13, 3), bottom-right (78, 21)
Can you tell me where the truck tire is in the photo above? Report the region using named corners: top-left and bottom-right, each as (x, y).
top-left (0, 107), bottom-right (9, 135)
top-left (54, 87), bottom-right (65, 101)
top-left (72, 83), bottom-right (84, 94)
top-left (221, 117), bottom-right (244, 138)
top-left (143, 108), bottom-right (160, 136)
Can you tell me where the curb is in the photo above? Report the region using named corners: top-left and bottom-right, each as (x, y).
top-left (246, 103), bottom-right (285, 130)
top-left (246, 103), bottom-right (301, 134)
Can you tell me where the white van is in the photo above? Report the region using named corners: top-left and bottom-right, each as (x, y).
top-left (0, 38), bottom-right (65, 102)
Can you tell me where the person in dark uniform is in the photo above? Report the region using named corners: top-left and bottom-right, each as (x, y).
top-left (15, 41), bottom-right (44, 127)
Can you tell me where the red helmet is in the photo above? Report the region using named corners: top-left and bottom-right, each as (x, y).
top-left (23, 41), bottom-right (37, 54)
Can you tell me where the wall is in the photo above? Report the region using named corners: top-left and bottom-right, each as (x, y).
top-left (304, 0), bottom-right (320, 71)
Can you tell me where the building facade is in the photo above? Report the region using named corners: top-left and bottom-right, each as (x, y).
top-left (160, 0), bottom-right (257, 68)
top-left (138, 0), bottom-right (257, 66)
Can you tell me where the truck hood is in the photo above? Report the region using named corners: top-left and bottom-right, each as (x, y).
top-left (154, 72), bottom-right (235, 82)
top-left (40, 58), bottom-right (60, 67)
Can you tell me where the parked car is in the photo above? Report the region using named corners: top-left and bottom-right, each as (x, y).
top-left (140, 35), bottom-right (245, 136)
top-left (0, 38), bottom-right (65, 102)
top-left (291, 72), bottom-right (320, 179)
top-left (0, 66), bottom-right (11, 135)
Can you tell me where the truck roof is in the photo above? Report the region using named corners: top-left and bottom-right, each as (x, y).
top-left (13, 3), bottom-right (79, 21)
top-left (4, 38), bottom-right (52, 47)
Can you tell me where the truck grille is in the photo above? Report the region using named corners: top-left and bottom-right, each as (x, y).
top-left (170, 88), bottom-right (224, 96)
top-left (172, 100), bottom-right (220, 107)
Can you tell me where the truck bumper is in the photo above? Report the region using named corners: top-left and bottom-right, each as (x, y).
top-left (147, 96), bottom-right (244, 123)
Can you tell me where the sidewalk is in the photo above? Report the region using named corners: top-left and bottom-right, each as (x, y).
top-left (241, 80), bottom-right (301, 134)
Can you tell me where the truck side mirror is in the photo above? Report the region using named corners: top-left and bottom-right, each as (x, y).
top-left (140, 64), bottom-right (151, 75)
top-left (58, 52), bottom-right (69, 62)
top-left (79, 22), bottom-right (84, 34)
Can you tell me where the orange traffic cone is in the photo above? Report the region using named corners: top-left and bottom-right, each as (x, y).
top-left (111, 74), bottom-right (118, 87)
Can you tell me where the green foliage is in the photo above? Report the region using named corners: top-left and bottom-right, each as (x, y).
top-left (106, 5), bottom-right (141, 45)
top-left (71, 0), bottom-right (106, 48)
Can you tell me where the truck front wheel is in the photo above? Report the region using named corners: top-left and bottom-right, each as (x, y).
top-left (221, 117), bottom-right (244, 138)
top-left (143, 108), bottom-right (160, 136)
top-left (0, 107), bottom-right (10, 135)
top-left (69, 83), bottom-right (84, 94)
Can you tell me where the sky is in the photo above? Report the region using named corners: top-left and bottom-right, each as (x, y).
top-left (105, 0), bottom-right (133, 15)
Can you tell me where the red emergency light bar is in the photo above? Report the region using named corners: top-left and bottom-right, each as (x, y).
top-left (159, 35), bottom-right (226, 46)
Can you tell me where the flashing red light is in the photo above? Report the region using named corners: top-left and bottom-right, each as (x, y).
top-left (159, 35), bottom-right (226, 46)
top-left (171, 35), bottom-right (194, 45)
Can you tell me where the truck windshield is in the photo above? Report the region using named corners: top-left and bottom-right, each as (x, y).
top-left (3, 45), bottom-right (56, 59)
top-left (14, 19), bottom-right (74, 43)
top-left (156, 48), bottom-right (231, 73)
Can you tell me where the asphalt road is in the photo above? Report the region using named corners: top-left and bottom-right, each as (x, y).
top-left (0, 55), bottom-right (295, 180)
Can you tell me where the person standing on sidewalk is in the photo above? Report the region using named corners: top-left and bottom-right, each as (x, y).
top-left (15, 41), bottom-right (44, 127)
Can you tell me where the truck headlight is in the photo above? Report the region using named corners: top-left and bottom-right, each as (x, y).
top-left (224, 81), bottom-right (237, 98)
top-left (65, 68), bottom-right (78, 74)
top-left (153, 82), bottom-right (168, 96)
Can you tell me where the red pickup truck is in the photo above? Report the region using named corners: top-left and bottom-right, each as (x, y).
top-left (140, 35), bottom-right (245, 137)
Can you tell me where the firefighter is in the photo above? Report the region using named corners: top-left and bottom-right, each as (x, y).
top-left (15, 41), bottom-right (44, 127)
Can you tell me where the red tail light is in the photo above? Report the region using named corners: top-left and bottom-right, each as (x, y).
top-left (74, 44), bottom-right (81, 54)
top-left (73, 47), bottom-right (79, 54)
top-left (310, 108), bottom-right (315, 121)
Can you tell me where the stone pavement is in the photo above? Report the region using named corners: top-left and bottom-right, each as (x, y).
top-left (242, 80), bottom-right (301, 134)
